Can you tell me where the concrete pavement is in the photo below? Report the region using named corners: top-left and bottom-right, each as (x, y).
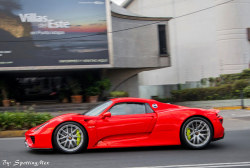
top-left (0, 130), bottom-right (250, 168)
top-left (220, 110), bottom-right (250, 131)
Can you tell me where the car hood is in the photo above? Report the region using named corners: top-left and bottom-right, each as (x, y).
top-left (50, 113), bottom-right (98, 122)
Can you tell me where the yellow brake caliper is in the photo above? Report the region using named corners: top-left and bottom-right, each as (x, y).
top-left (76, 130), bottom-right (81, 146)
top-left (186, 128), bottom-right (191, 140)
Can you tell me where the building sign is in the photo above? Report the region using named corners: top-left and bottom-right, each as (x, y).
top-left (0, 0), bottom-right (109, 69)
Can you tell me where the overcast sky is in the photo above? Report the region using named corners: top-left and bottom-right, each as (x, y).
top-left (111, 0), bottom-right (125, 5)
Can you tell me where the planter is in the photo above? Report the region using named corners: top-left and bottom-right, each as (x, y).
top-left (71, 95), bottom-right (82, 103)
top-left (10, 99), bottom-right (16, 106)
top-left (87, 95), bottom-right (99, 103)
top-left (2, 99), bottom-right (11, 107)
top-left (62, 98), bottom-right (69, 103)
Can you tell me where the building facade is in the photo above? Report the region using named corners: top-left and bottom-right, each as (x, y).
top-left (1, 0), bottom-right (249, 102)
top-left (122, 0), bottom-right (250, 98)
top-left (107, 2), bottom-right (171, 97)
top-left (0, 0), bottom-right (171, 102)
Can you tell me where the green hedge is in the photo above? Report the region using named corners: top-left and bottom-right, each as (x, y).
top-left (0, 112), bottom-right (53, 131)
top-left (206, 69), bottom-right (250, 87)
top-left (171, 80), bottom-right (250, 102)
top-left (170, 69), bottom-right (250, 102)
top-left (243, 86), bottom-right (250, 97)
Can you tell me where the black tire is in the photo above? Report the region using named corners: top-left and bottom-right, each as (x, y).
top-left (53, 122), bottom-right (88, 153)
top-left (180, 117), bottom-right (213, 149)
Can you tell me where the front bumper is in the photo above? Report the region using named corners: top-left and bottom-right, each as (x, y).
top-left (24, 127), bottom-right (54, 149)
top-left (24, 140), bottom-right (30, 149)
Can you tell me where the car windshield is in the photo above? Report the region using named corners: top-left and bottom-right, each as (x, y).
top-left (84, 101), bottom-right (113, 116)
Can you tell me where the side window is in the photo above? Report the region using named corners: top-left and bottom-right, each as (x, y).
top-left (109, 103), bottom-right (127, 116)
top-left (145, 103), bottom-right (154, 113)
top-left (109, 103), bottom-right (146, 116)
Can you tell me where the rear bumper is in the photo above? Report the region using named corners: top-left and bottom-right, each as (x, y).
top-left (212, 117), bottom-right (225, 140)
top-left (213, 132), bottom-right (225, 141)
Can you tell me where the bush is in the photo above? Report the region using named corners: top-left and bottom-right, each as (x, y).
top-left (240, 69), bottom-right (250, 79)
top-left (170, 69), bottom-right (250, 102)
top-left (243, 86), bottom-right (250, 98)
top-left (85, 86), bottom-right (101, 96)
top-left (96, 78), bottom-right (111, 91)
top-left (152, 96), bottom-right (174, 103)
top-left (233, 79), bottom-right (249, 90)
top-left (0, 112), bottom-right (53, 131)
top-left (109, 91), bottom-right (129, 98)
top-left (208, 69), bottom-right (250, 86)
top-left (171, 84), bottom-right (235, 102)
top-left (68, 79), bottom-right (82, 95)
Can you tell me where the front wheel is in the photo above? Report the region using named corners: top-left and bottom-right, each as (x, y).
top-left (53, 122), bottom-right (87, 153)
top-left (181, 117), bottom-right (213, 149)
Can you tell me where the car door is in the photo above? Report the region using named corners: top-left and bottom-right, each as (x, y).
top-left (96, 102), bottom-right (156, 141)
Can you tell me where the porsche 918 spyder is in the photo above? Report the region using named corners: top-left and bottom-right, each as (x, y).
top-left (25, 98), bottom-right (224, 153)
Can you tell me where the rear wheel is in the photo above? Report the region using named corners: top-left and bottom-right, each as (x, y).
top-left (53, 122), bottom-right (87, 153)
top-left (181, 117), bottom-right (213, 149)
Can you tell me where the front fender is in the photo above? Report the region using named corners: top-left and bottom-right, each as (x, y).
top-left (25, 113), bottom-right (98, 149)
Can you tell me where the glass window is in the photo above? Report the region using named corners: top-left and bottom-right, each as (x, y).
top-left (109, 103), bottom-right (146, 116)
top-left (145, 103), bottom-right (154, 113)
top-left (84, 101), bottom-right (112, 116)
top-left (158, 24), bottom-right (168, 56)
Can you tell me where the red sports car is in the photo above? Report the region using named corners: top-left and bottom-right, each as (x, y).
top-left (25, 98), bottom-right (224, 153)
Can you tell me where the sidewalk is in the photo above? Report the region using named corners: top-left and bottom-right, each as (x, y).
top-left (175, 98), bottom-right (250, 109)
top-left (219, 109), bottom-right (250, 131)
top-left (0, 102), bottom-right (101, 112)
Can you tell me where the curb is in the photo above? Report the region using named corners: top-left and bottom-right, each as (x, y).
top-left (213, 106), bottom-right (250, 110)
top-left (0, 130), bottom-right (27, 138)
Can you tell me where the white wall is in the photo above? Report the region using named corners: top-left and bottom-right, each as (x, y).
top-left (124, 0), bottom-right (174, 17)
top-left (215, 0), bottom-right (250, 74)
top-left (128, 0), bottom-right (218, 85)
top-left (125, 0), bottom-right (250, 89)
top-left (111, 0), bottom-right (125, 5)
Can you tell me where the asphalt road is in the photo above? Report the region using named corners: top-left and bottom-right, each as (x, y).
top-left (1, 110), bottom-right (250, 168)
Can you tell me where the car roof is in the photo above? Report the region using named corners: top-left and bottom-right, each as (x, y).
top-left (110, 97), bottom-right (158, 104)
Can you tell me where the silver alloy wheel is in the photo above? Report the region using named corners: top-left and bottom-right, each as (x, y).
top-left (184, 119), bottom-right (211, 147)
top-left (56, 124), bottom-right (84, 152)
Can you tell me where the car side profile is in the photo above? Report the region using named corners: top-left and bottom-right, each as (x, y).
top-left (25, 98), bottom-right (224, 153)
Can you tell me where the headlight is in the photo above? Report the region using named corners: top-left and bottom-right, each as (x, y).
top-left (34, 122), bottom-right (49, 131)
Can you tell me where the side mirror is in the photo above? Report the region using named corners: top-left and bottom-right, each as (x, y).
top-left (102, 112), bottom-right (111, 119)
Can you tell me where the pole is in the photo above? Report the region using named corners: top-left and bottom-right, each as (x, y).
top-left (240, 90), bottom-right (245, 109)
